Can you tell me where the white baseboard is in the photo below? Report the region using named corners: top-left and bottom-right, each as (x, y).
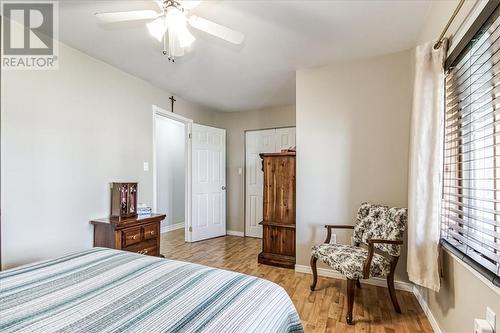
top-left (412, 286), bottom-right (442, 333)
top-left (161, 222), bottom-right (184, 234)
top-left (226, 230), bottom-right (244, 237)
top-left (294, 264), bottom-right (414, 292)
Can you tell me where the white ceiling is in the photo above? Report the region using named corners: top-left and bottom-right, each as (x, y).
top-left (59, 1), bottom-right (432, 111)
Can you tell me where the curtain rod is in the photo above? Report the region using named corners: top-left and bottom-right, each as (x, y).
top-left (434, 0), bottom-right (466, 49)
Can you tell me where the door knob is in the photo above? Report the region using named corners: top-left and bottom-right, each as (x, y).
top-left (222, 185), bottom-right (226, 190)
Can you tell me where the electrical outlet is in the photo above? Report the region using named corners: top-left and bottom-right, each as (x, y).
top-left (486, 307), bottom-right (496, 332)
top-left (143, 162), bottom-right (149, 171)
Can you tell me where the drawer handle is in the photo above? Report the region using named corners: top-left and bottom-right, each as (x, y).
top-left (131, 235), bottom-right (138, 240)
top-left (149, 231), bottom-right (155, 235)
top-left (143, 250), bottom-right (148, 254)
top-left (137, 250), bottom-right (149, 255)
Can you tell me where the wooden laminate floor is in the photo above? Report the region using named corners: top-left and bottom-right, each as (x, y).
top-left (160, 229), bottom-right (433, 333)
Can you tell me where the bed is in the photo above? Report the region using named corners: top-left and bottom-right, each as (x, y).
top-left (0, 248), bottom-right (303, 333)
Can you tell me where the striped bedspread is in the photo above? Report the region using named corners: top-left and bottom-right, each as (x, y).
top-left (0, 248), bottom-right (303, 333)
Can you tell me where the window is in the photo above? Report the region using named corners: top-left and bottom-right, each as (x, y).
top-left (441, 6), bottom-right (500, 282)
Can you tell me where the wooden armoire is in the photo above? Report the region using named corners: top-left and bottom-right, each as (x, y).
top-left (258, 151), bottom-right (296, 269)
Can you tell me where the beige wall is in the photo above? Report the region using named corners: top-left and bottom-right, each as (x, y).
top-left (296, 49), bottom-right (413, 282)
top-left (0, 36), bottom-right (295, 268)
top-left (1, 42), bottom-right (217, 269)
top-left (213, 106), bottom-right (296, 233)
top-left (412, 1), bottom-right (500, 333)
top-left (415, 252), bottom-right (499, 333)
top-left (417, 0), bottom-right (485, 46)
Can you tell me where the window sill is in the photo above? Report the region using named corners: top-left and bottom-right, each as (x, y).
top-left (441, 245), bottom-right (500, 296)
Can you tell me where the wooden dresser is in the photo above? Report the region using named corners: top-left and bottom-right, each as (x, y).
top-left (90, 214), bottom-right (166, 257)
top-left (258, 152), bottom-right (296, 269)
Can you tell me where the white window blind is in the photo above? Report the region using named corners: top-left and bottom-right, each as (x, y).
top-left (442, 8), bottom-right (500, 279)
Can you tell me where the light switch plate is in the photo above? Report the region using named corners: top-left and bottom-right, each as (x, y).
top-left (486, 307), bottom-right (496, 332)
top-left (143, 162), bottom-right (149, 171)
top-left (238, 167), bottom-right (242, 175)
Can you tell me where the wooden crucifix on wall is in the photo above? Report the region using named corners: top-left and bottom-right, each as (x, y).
top-left (169, 95), bottom-right (176, 113)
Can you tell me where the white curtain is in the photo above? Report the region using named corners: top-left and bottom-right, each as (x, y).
top-left (407, 41), bottom-right (447, 292)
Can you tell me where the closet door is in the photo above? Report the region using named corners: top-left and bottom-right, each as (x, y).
top-left (275, 127), bottom-right (296, 151)
top-left (245, 130), bottom-right (275, 238)
top-left (245, 127), bottom-right (296, 238)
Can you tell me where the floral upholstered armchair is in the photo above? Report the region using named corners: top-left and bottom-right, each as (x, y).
top-left (310, 202), bottom-right (407, 325)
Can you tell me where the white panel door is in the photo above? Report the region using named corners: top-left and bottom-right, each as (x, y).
top-left (191, 124), bottom-right (226, 241)
top-left (275, 127), bottom-right (296, 151)
top-left (245, 128), bottom-right (296, 238)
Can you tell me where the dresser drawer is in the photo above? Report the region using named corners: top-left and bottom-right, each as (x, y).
top-left (122, 227), bottom-right (142, 247)
top-left (124, 239), bottom-right (158, 257)
top-left (143, 223), bottom-right (158, 240)
top-left (136, 244), bottom-right (158, 256)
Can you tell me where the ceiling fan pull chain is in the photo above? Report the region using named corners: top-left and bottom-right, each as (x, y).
top-left (163, 33), bottom-right (168, 57)
top-left (171, 34), bottom-right (175, 62)
top-left (169, 28), bottom-right (175, 62)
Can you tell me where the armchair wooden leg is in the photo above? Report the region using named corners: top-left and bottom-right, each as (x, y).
top-left (310, 256), bottom-right (318, 291)
top-left (387, 270), bottom-right (401, 313)
top-left (346, 279), bottom-right (356, 325)
top-left (356, 279), bottom-right (361, 288)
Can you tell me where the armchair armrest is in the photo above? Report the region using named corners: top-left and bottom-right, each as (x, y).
top-left (363, 239), bottom-right (403, 279)
top-left (367, 239), bottom-right (403, 245)
top-left (324, 225), bottom-right (354, 244)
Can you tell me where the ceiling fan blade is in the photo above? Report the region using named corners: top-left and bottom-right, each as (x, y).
top-left (179, 1), bottom-right (201, 10)
top-left (188, 15), bottom-right (244, 45)
top-left (95, 10), bottom-right (158, 23)
top-left (153, 0), bottom-right (164, 10)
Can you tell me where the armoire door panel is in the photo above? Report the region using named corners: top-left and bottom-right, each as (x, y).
top-left (276, 157), bottom-right (295, 224)
top-left (258, 152), bottom-right (296, 269)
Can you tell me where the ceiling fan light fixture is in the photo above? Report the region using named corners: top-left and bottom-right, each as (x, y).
top-left (166, 7), bottom-right (195, 47)
top-left (97, 0), bottom-right (244, 62)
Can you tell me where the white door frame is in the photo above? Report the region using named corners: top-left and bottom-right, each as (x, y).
top-left (152, 105), bottom-right (194, 243)
top-left (244, 126), bottom-right (296, 237)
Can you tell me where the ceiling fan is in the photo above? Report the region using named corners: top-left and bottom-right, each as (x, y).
top-left (95, 0), bottom-right (244, 62)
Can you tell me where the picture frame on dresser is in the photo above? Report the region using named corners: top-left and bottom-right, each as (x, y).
top-left (110, 182), bottom-right (138, 219)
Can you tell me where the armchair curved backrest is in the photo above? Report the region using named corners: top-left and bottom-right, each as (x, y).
top-left (353, 202), bottom-right (407, 257)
